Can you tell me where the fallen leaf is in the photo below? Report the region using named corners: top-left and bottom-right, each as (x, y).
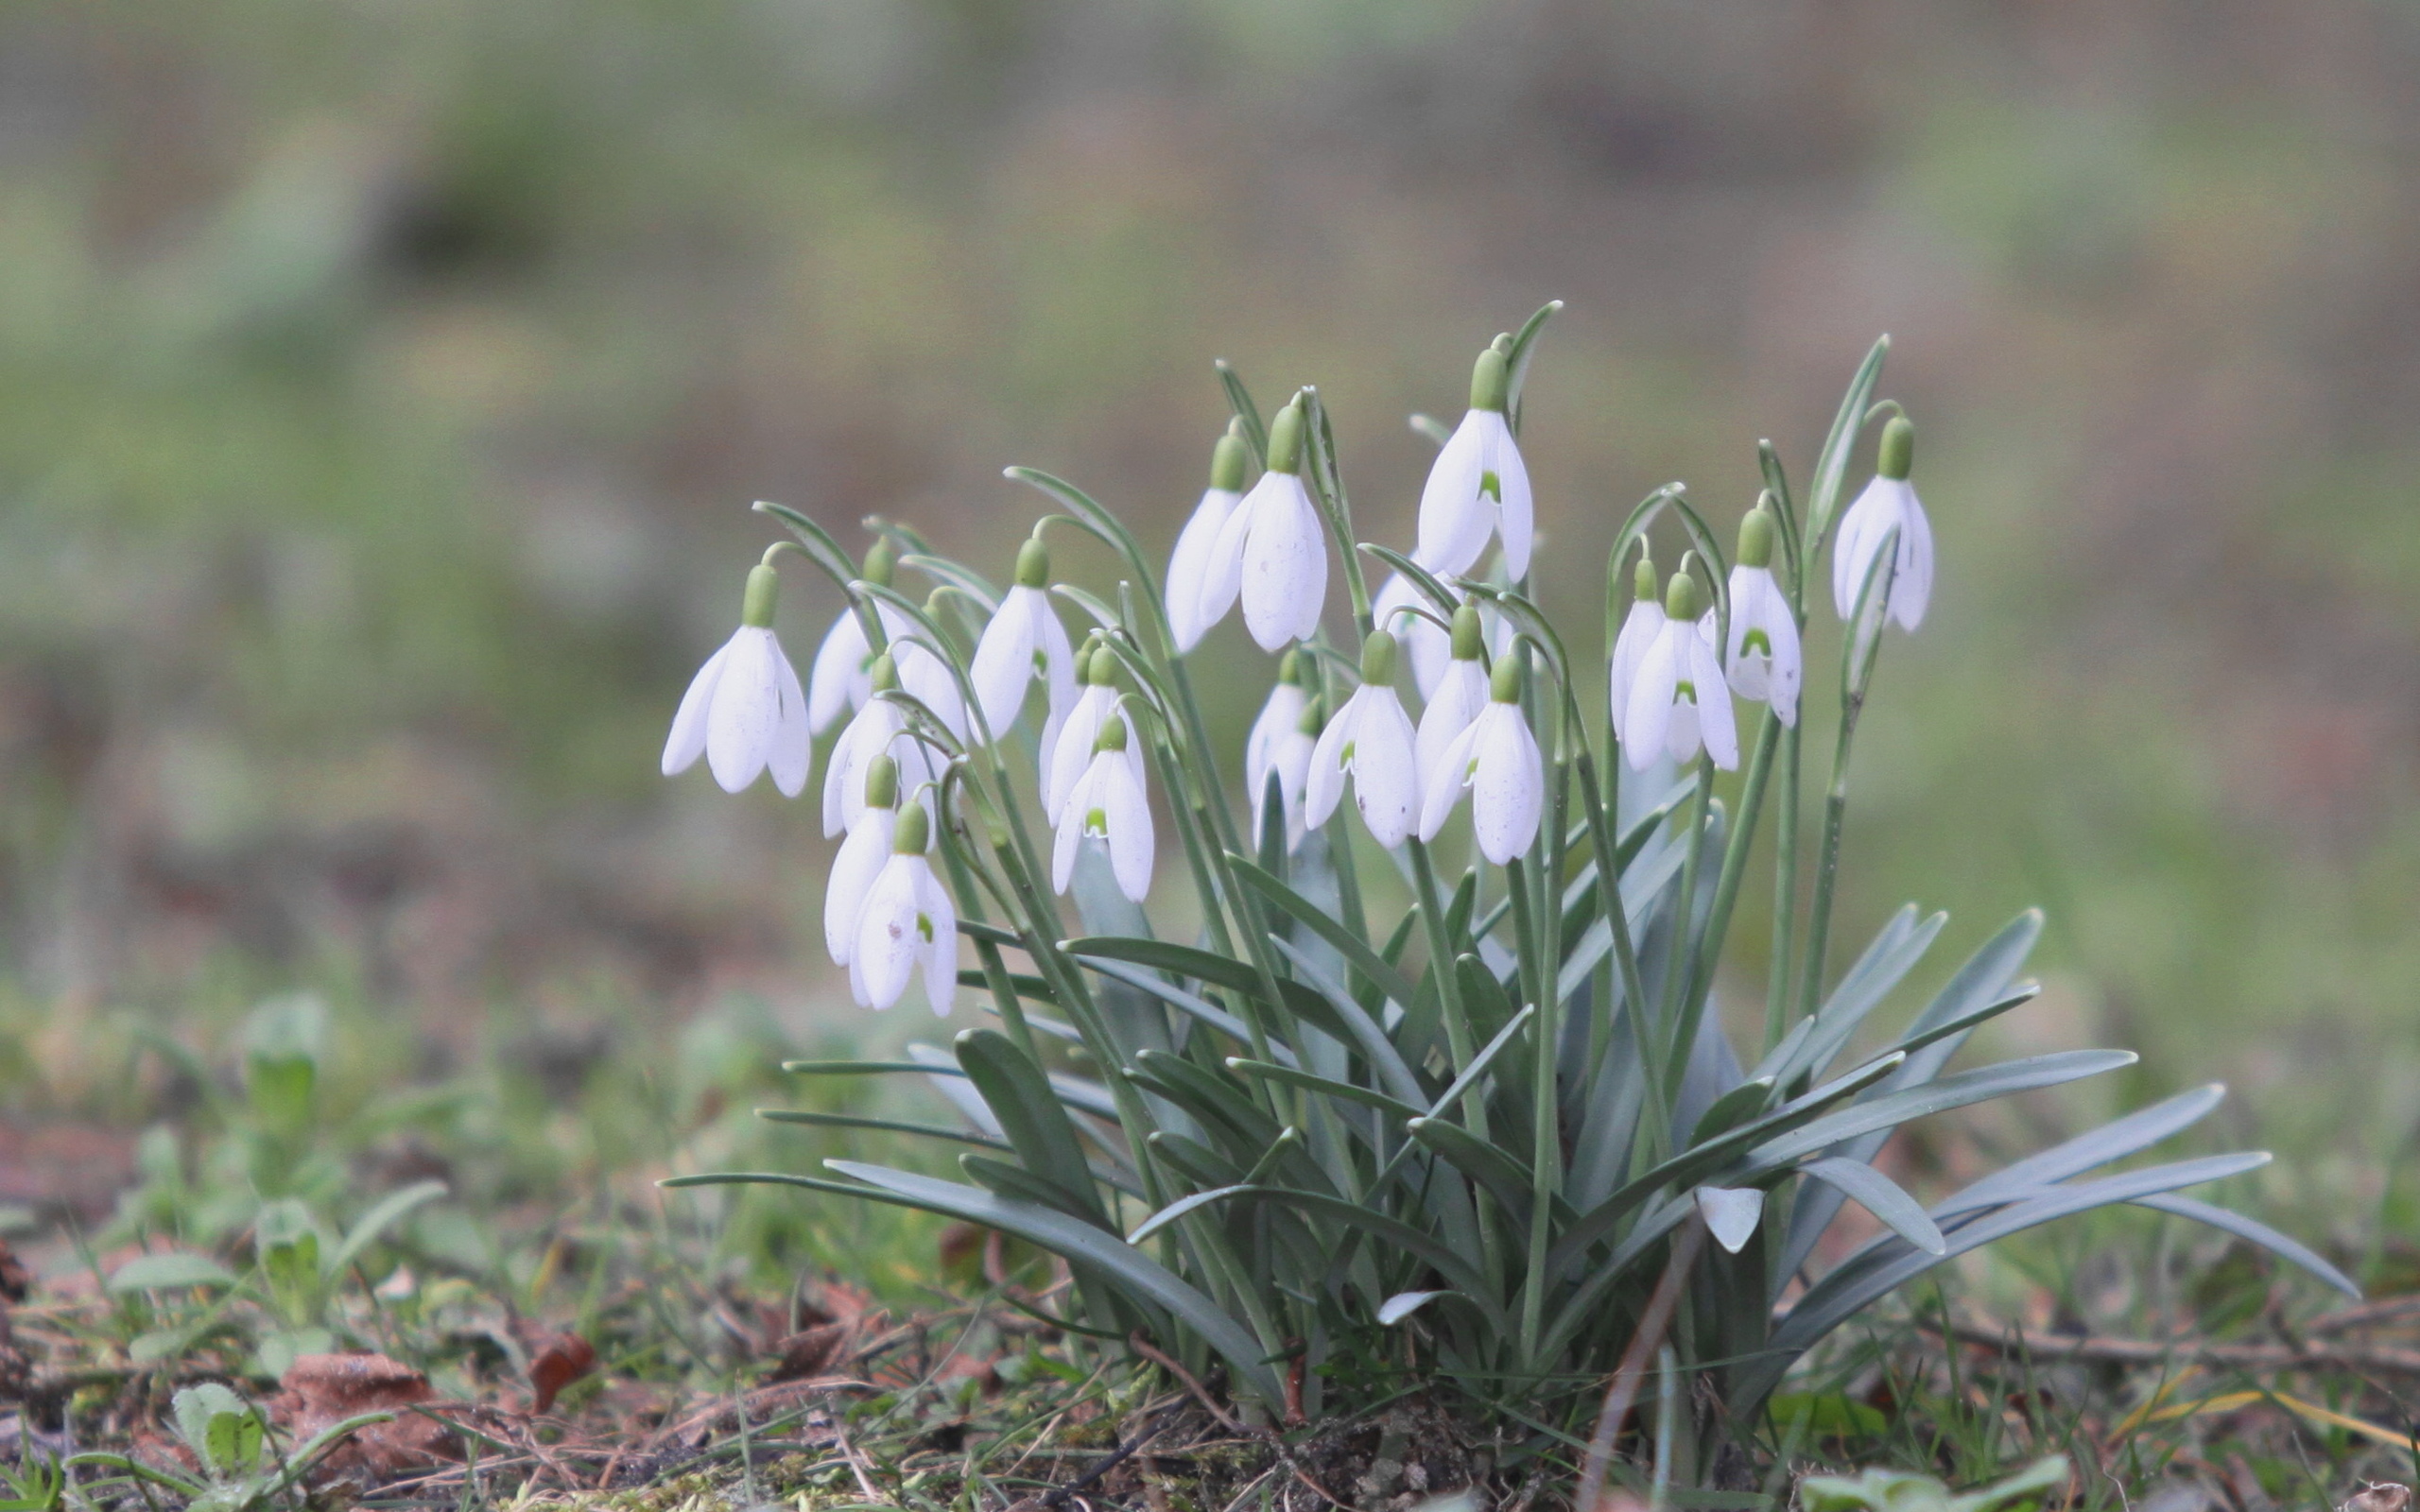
top-left (2343, 1486), bottom-right (2413, 1512)
top-left (527, 1329), bottom-right (596, 1414)
top-left (766, 1321), bottom-right (852, 1383)
top-left (273, 1350), bottom-right (456, 1484)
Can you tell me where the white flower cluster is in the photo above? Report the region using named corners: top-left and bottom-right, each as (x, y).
top-left (661, 331), bottom-right (1935, 1018)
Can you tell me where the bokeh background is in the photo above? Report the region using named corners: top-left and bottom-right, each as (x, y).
top-left (5, 1), bottom-right (2419, 1258)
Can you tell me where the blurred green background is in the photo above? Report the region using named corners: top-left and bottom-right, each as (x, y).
top-left (4, 1), bottom-right (2417, 1254)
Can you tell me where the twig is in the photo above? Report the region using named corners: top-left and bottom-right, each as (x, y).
top-left (1125, 1332), bottom-right (1348, 1512)
top-left (1039, 1410), bottom-right (1176, 1510)
top-left (833, 1422), bottom-right (885, 1504)
top-left (1927, 1318), bottom-right (2420, 1377)
top-left (2308, 1297), bottom-right (2420, 1338)
top-left (1576, 1213), bottom-right (1707, 1512)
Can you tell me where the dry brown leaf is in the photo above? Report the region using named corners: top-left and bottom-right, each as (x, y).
top-left (273, 1350), bottom-right (457, 1483)
top-left (765, 1320), bottom-right (852, 1383)
top-left (526, 1329), bottom-right (596, 1414)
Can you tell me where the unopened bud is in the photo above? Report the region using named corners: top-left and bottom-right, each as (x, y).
top-left (740, 563), bottom-right (780, 628)
top-left (891, 800), bottom-right (930, 854)
top-left (1878, 416), bottom-right (1914, 482)
top-left (1450, 603), bottom-right (1485, 661)
top-left (1470, 346), bottom-right (1511, 414)
top-left (1737, 507), bottom-right (1775, 571)
top-left (864, 753), bottom-right (899, 810)
top-left (1267, 399), bottom-right (1307, 476)
top-left (1015, 538), bottom-right (1050, 589)
top-left (1210, 426), bottom-right (1250, 492)
top-left (1489, 652), bottom-right (1524, 704)
top-left (1360, 629), bottom-right (1397, 685)
top-left (870, 652), bottom-right (900, 693)
top-left (863, 536), bottom-right (898, 588)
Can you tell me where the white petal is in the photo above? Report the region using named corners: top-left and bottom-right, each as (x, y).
top-left (1167, 487), bottom-right (1239, 653)
top-left (1480, 413), bottom-right (1533, 580)
top-left (1305, 690), bottom-right (1360, 831)
top-left (1245, 684), bottom-right (1305, 803)
top-left (1664, 696), bottom-right (1701, 764)
top-left (1415, 659), bottom-right (1487, 792)
top-left (854, 856), bottom-right (924, 1010)
top-left (1892, 484), bottom-right (1933, 631)
top-left (1045, 685), bottom-right (1111, 819)
top-left (1609, 602), bottom-right (1665, 741)
top-left (1195, 490), bottom-right (1257, 643)
top-left (1696, 1185), bottom-right (1765, 1254)
top-left (807, 611), bottom-right (870, 735)
top-left (896, 641), bottom-right (966, 740)
top-left (769, 634), bottom-right (811, 797)
top-left (824, 808), bottom-right (894, 964)
top-left (916, 864), bottom-right (958, 1017)
top-left (1238, 475), bottom-right (1327, 652)
top-left (1415, 413), bottom-right (1494, 576)
top-left (823, 701), bottom-right (899, 835)
top-left (1727, 568), bottom-right (1801, 727)
top-left (1623, 624), bottom-right (1685, 773)
top-left (1688, 631), bottom-right (1739, 770)
top-left (706, 627), bottom-right (781, 792)
top-left (1040, 607), bottom-right (1078, 731)
top-left (1469, 706), bottom-right (1543, 865)
top-left (1101, 756), bottom-right (1154, 902)
top-left (968, 586), bottom-right (1041, 740)
top-left (1274, 730), bottom-right (1315, 851)
top-left (1416, 718), bottom-right (1483, 843)
top-left (1051, 760), bottom-right (1101, 895)
top-left (662, 638), bottom-right (731, 776)
top-left (1351, 690), bottom-right (1419, 849)
top-left (1831, 477), bottom-right (1894, 622)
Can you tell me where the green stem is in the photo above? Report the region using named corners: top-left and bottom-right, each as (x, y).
top-left (1506, 856), bottom-right (1554, 1363)
top-left (1794, 693), bottom-right (1867, 1030)
top-left (1656, 756), bottom-right (1717, 1107)
top-left (1572, 751), bottom-right (1663, 1154)
top-left (1684, 710), bottom-right (1783, 1028)
top-left (1764, 718), bottom-right (1803, 1055)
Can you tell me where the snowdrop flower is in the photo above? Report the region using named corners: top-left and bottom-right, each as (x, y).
top-left (1197, 398), bottom-right (1328, 651)
top-left (851, 799), bottom-right (957, 1016)
top-left (827, 753), bottom-right (907, 965)
top-left (1608, 550), bottom-right (1664, 743)
top-left (822, 653), bottom-right (939, 835)
top-left (1166, 423), bottom-right (1251, 653)
top-left (1053, 713), bottom-right (1155, 902)
top-left (1623, 566), bottom-right (1738, 772)
top-left (1306, 631), bottom-right (1420, 848)
top-left (1412, 605), bottom-right (1489, 805)
top-left (1045, 644), bottom-right (1142, 820)
top-left (805, 537), bottom-right (901, 735)
top-left (1415, 340), bottom-right (1533, 581)
top-left (890, 591), bottom-right (969, 742)
top-left (1725, 507), bottom-right (1801, 727)
top-left (1416, 652), bottom-right (1543, 864)
top-left (1377, 574), bottom-right (1509, 700)
top-left (1244, 650), bottom-right (1307, 817)
top-left (969, 538), bottom-right (1077, 747)
top-left (1830, 415), bottom-right (1932, 632)
top-left (662, 560), bottom-right (810, 797)
top-left (1253, 694), bottom-right (1320, 853)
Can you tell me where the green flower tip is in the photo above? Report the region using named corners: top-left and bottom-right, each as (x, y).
top-left (1737, 507), bottom-right (1775, 571)
top-left (1014, 538), bottom-right (1050, 589)
top-left (1296, 696), bottom-right (1324, 735)
top-left (1277, 646), bottom-right (1302, 685)
top-left (1632, 551), bottom-right (1657, 604)
top-left (1210, 430), bottom-right (1250, 492)
top-left (1094, 713), bottom-right (1129, 754)
top-left (1266, 399), bottom-right (1307, 476)
top-left (891, 799), bottom-right (930, 854)
top-left (1488, 651), bottom-right (1524, 703)
top-left (1087, 644), bottom-right (1119, 686)
top-left (870, 651), bottom-right (899, 693)
top-left (863, 536), bottom-right (899, 588)
top-left (864, 753), bottom-right (899, 810)
top-left (1470, 345), bottom-right (1511, 414)
top-left (740, 563), bottom-right (780, 627)
top-left (1878, 415), bottom-right (1915, 481)
top-left (1490, 332), bottom-right (1514, 356)
top-left (1449, 602), bottom-right (1484, 661)
top-left (1663, 569), bottom-right (1702, 623)
top-left (1360, 629), bottom-right (1397, 685)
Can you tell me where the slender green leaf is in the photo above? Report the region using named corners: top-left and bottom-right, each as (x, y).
top-left (1802, 1158), bottom-right (1945, 1256)
top-left (1803, 335), bottom-right (1889, 552)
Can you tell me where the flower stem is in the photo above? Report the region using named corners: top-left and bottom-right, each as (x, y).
top-left (1657, 755), bottom-right (1717, 1107)
top-left (1685, 709), bottom-right (1784, 1033)
top-left (1795, 684), bottom-right (1867, 1029)
top-left (1764, 717), bottom-right (1802, 1054)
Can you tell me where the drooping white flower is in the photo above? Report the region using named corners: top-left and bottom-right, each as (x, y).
top-left (1196, 399), bottom-right (1327, 652)
top-left (851, 799), bottom-right (957, 1016)
top-left (1053, 711), bottom-right (1155, 902)
top-left (1045, 643), bottom-right (1144, 820)
top-left (1414, 342), bottom-right (1533, 581)
top-left (826, 753), bottom-right (902, 965)
top-left (1414, 606), bottom-right (1492, 794)
top-left (969, 539), bottom-right (1077, 747)
top-left (805, 537), bottom-right (905, 734)
top-left (1623, 568), bottom-right (1738, 772)
top-left (1376, 573), bottom-right (1510, 700)
top-left (1167, 426), bottom-right (1250, 654)
top-left (1244, 651), bottom-right (1307, 816)
top-left (663, 562), bottom-right (811, 797)
top-left (1253, 695), bottom-right (1320, 853)
top-left (1416, 653), bottom-right (1544, 865)
top-left (823, 653), bottom-right (940, 835)
top-left (1306, 631), bottom-right (1420, 849)
top-left (1608, 553), bottom-right (1666, 743)
top-left (1725, 507), bottom-right (1801, 727)
top-left (1830, 416), bottom-right (1932, 632)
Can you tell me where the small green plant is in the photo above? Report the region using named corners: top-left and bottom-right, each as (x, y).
top-left (0, 1446), bottom-right (63, 1512)
top-left (67, 1382), bottom-right (387, 1512)
top-left (664, 313), bottom-right (2350, 1472)
top-left (1800, 1454), bottom-right (2071, 1512)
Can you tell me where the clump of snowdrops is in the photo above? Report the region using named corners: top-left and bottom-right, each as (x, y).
top-left (664, 310), bottom-right (2348, 1468)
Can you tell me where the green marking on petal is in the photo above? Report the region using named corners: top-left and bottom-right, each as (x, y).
top-left (1085, 806), bottom-right (1108, 835)
top-left (1743, 628), bottom-right (1772, 658)
top-left (916, 913), bottom-right (935, 944)
top-left (1675, 680), bottom-right (1697, 706)
top-left (1340, 740), bottom-right (1356, 767)
top-left (1479, 469), bottom-right (1502, 504)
